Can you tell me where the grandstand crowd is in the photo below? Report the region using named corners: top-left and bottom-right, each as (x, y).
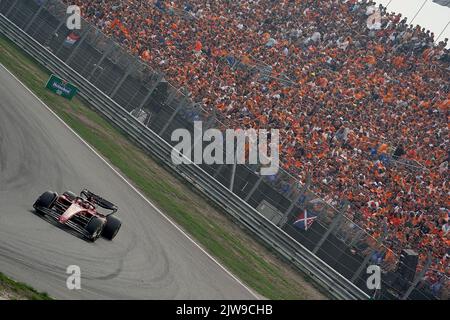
top-left (66, 0), bottom-right (449, 297)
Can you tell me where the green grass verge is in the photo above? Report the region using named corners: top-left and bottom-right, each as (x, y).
top-left (0, 272), bottom-right (51, 300)
top-left (0, 35), bottom-right (325, 300)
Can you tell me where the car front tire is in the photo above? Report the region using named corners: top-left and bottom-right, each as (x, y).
top-left (33, 191), bottom-right (57, 215)
top-left (85, 217), bottom-right (105, 242)
top-left (102, 216), bottom-right (122, 241)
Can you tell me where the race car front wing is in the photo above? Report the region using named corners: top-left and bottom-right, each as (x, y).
top-left (34, 206), bottom-right (91, 238)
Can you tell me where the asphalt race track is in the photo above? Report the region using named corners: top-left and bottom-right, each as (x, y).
top-left (0, 65), bottom-right (256, 299)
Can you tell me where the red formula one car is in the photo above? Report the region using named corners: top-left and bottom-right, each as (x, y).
top-left (33, 189), bottom-right (122, 241)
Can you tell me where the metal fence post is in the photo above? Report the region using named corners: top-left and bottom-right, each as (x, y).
top-left (65, 26), bottom-right (90, 64)
top-left (24, 4), bottom-right (44, 32)
top-left (229, 153), bottom-right (237, 192)
top-left (401, 254), bottom-right (433, 300)
top-left (278, 192), bottom-right (304, 228)
top-left (110, 61), bottom-right (135, 98)
top-left (351, 251), bottom-right (375, 283)
top-left (312, 202), bottom-right (349, 254)
top-left (350, 230), bottom-right (387, 283)
top-left (5, 0), bottom-right (19, 17)
top-left (45, 18), bottom-right (65, 47)
top-left (278, 176), bottom-right (310, 227)
top-left (164, 86), bottom-right (177, 106)
top-left (137, 74), bottom-right (164, 111)
top-left (245, 175), bottom-right (264, 201)
top-left (213, 164), bottom-right (225, 179)
top-left (159, 94), bottom-right (186, 136)
top-left (89, 41), bottom-right (114, 80)
top-left (184, 117), bottom-right (204, 164)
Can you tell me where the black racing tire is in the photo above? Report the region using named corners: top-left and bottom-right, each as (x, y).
top-left (85, 217), bottom-right (105, 242)
top-left (63, 191), bottom-right (77, 201)
top-left (33, 191), bottom-right (57, 215)
top-left (102, 216), bottom-right (122, 241)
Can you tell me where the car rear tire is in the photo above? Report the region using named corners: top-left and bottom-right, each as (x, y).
top-left (63, 191), bottom-right (77, 201)
top-left (33, 191), bottom-right (57, 215)
top-left (102, 216), bottom-right (122, 240)
top-left (85, 217), bottom-right (104, 241)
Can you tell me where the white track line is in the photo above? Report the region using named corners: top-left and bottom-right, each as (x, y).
top-left (0, 63), bottom-right (260, 300)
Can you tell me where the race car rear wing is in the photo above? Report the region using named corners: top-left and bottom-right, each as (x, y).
top-left (80, 189), bottom-right (118, 215)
